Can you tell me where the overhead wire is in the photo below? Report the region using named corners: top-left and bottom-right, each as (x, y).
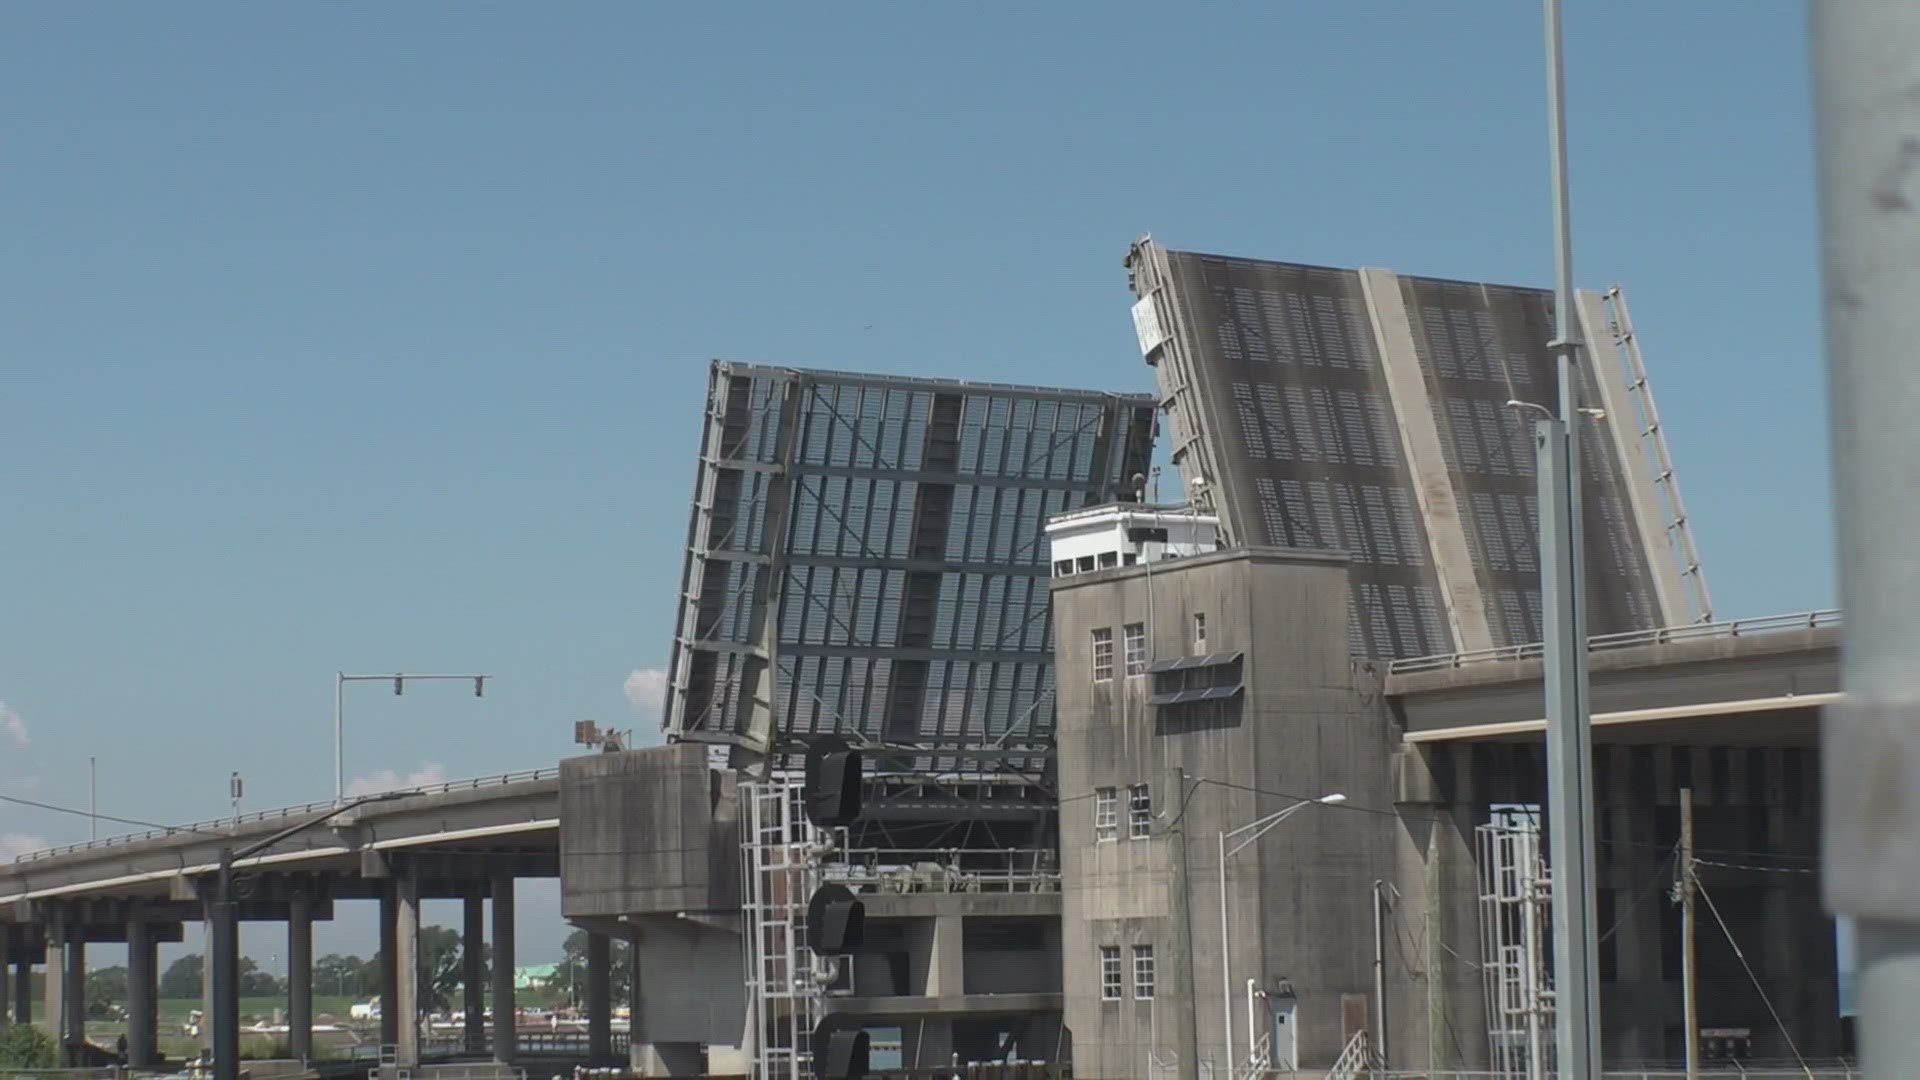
top-left (1694, 875), bottom-right (1818, 1080)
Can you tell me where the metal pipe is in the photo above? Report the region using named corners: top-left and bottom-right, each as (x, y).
top-left (1219, 830), bottom-right (1234, 1078)
top-left (1810, 4), bottom-right (1920, 1078)
top-left (1373, 880), bottom-right (1389, 1071)
top-left (1542, 0), bottom-right (1600, 1075)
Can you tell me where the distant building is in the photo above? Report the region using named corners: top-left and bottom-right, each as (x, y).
top-left (513, 964), bottom-right (558, 991)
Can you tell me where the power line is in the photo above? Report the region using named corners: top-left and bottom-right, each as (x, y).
top-left (1694, 856), bottom-right (1819, 876)
top-left (0, 792), bottom-right (225, 839)
top-left (1695, 876), bottom-right (1817, 1080)
top-left (1599, 844), bottom-right (1678, 947)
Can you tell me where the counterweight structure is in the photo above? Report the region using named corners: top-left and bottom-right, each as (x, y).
top-left (1124, 240), bottom-right (1707, 661)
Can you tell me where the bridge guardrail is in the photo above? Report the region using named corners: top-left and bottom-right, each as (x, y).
top-left (11, 768), bottom-right (560, 864)
top-left (1385, 609), bottom-right (1839, 676)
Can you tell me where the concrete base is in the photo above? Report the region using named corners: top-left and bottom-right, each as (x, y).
top-left (630, 1040), bottom-right (708, 1078)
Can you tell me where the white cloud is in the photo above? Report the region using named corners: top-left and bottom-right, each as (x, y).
top-left (0, 832), bottom-right (50, 861)
top-left (345, 762), bottom-right (448, 796)
top-left (0, 702), bottom-right (27, 748)
top-left (624, 668), bottom-right (668, 714)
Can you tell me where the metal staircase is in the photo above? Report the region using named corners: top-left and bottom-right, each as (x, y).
top-left (1325, 1029), bottom-right (1369, 1080)
top-left (1602, 287), bottom-right (1715, 623)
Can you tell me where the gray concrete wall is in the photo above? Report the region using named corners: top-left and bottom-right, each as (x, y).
top-left (559, 743), bottom-right (740, 919)
top-left (1053, 548), bottom-right (1400, 1079)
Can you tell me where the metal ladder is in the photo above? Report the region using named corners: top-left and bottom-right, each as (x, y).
top-left (741, 781), bottom-right (824, 1080)
top-left (1603, 287), bottom-right (1715, 623)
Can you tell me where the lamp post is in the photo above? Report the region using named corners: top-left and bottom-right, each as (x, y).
top-left (210, 791), bottom-right (407, 1080)
top-left (334, 673), bottom-right (490, 802)
top-left (1539, 2), bottom-right (1601, 1076)
top-left (1216, 792), bottom-right (1344, 1077)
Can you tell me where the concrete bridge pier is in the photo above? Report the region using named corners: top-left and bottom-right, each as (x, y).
top-left (287, 897), bottom-right (313, 1063)
top-left (490, 872), bottom-right (517, 1064)
top-left (200, 906), bottom-right (214, 1054)
top-left (378, 882), bottom-right (400, 1050)
top-left (10, 957), bottom-right (25, 1026)
top-left (59, 922), bottom-right (85, 1066)
top-left (586, 930), bottom-right (612, 1064)
top-left (0, 924), bottom-right (11, 1030)
top-left (394, 875), bottom-right (421, 1068)
top-left (127, 916), bottom-right (159, 1068)
top-left (462, 888), bottom-right (486, 1054)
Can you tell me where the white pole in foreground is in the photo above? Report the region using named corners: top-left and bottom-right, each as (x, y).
top-left (1810, 5), bottom-right (1920, 1077)
top-left (1540, 1), bottom-right (1601, 1076)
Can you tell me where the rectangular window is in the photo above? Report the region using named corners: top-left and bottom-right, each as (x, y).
top-left (1133, 945), bottom-right (1156, 1000)
top-left (1094, 787), bottom-right (1118, 841)
top-left (1128, 784), bottom-right (1152, 839)
top-left (1101, 946), bottom-right (1123, 1000)
top-left (1091, 628), bottom-right (1114, 683)
top-left (1193, 612), bottom-right (1207, 651)
top-left (1124, 622), bottom-right (1147, 675)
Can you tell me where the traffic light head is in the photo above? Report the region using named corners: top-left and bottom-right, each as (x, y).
top-left (812, 1025), bottom-right (870, 1080)
top-left (804, 736), bottom-right (863, 828)
top-left (806, 882), bottom-right (865, 955)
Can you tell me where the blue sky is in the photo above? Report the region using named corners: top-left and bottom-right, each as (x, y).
top-left (0, 4), bottom-right (1826, 965)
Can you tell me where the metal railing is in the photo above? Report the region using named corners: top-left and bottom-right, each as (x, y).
top-left (1365, 1070), bottom-right (1856, 1080)
top-left (10, 768), bottom-right (559, 863)
top-left (1386, 609), bottom-right (1839, 676)
top-left (828, 847), bottom-right (1061, 894)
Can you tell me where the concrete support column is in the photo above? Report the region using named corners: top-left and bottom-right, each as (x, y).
top-left (12, 958), bottom-right (29, 1025)
top-left (395, 874), bottom-right (421, 1068)
top-left (586, 931), bottom-right (612, 1064)
top-left (490, 874), bottom-right (516, 1064)
top-left (379, 883), bottom-right (400, 1049)
top-left (288, 897), bottom-right (314, 1063)
top-left (128, 919), bottom-right (158, 1068)
top-left (43, 926), bottom-right (63, 1043)
top-left (462, 891), bottom-right (486, 1054)
top-left (62, 924), bottom-right (85, 1065)
top-left (0, 924), bottom-right (11, 1031)
top-left (926, 914), bottom-right (965, 996)
top-left (200, 908), bottom-right (214, 1054)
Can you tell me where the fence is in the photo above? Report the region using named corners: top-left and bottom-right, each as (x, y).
top-left (12, 769), bottom-right (559, 862)
top-left (1367, 1060), bottom-right (1858, 1068)
top-left (1385, 609), bottom-right (1838, 675)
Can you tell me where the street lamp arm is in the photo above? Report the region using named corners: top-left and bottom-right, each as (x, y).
top-left (1222, 799), bottom-right (1316, 858)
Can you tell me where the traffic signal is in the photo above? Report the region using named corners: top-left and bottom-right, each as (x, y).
top-left (812, 1024), bottom-right (870, 1080)
top-left (804, 736), bottom-right (863, 828)
top-left (806, 882), bottom-right (864, 955)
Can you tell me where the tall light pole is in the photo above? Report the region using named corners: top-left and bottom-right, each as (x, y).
top-left (1539, 2), bottom-right (1601, 1077)
top-left (1216, 793), bottom-right (1344, 1076)
top-left (1809, 5), bottom-right (1920, 1079)
top-left (335, 673), bottom-right (490, 801)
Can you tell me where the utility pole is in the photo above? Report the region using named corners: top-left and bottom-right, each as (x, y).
top-left (1539, 0), bottom-right (1601, 1074)
top-left (1680, 788), bottom-right (1699, 1080)
top-left (88, 757), bottom-right (96, 841)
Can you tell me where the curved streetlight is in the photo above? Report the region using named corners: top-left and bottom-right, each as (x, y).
top-left (1218, 793), bottom-right (1344, 1076)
